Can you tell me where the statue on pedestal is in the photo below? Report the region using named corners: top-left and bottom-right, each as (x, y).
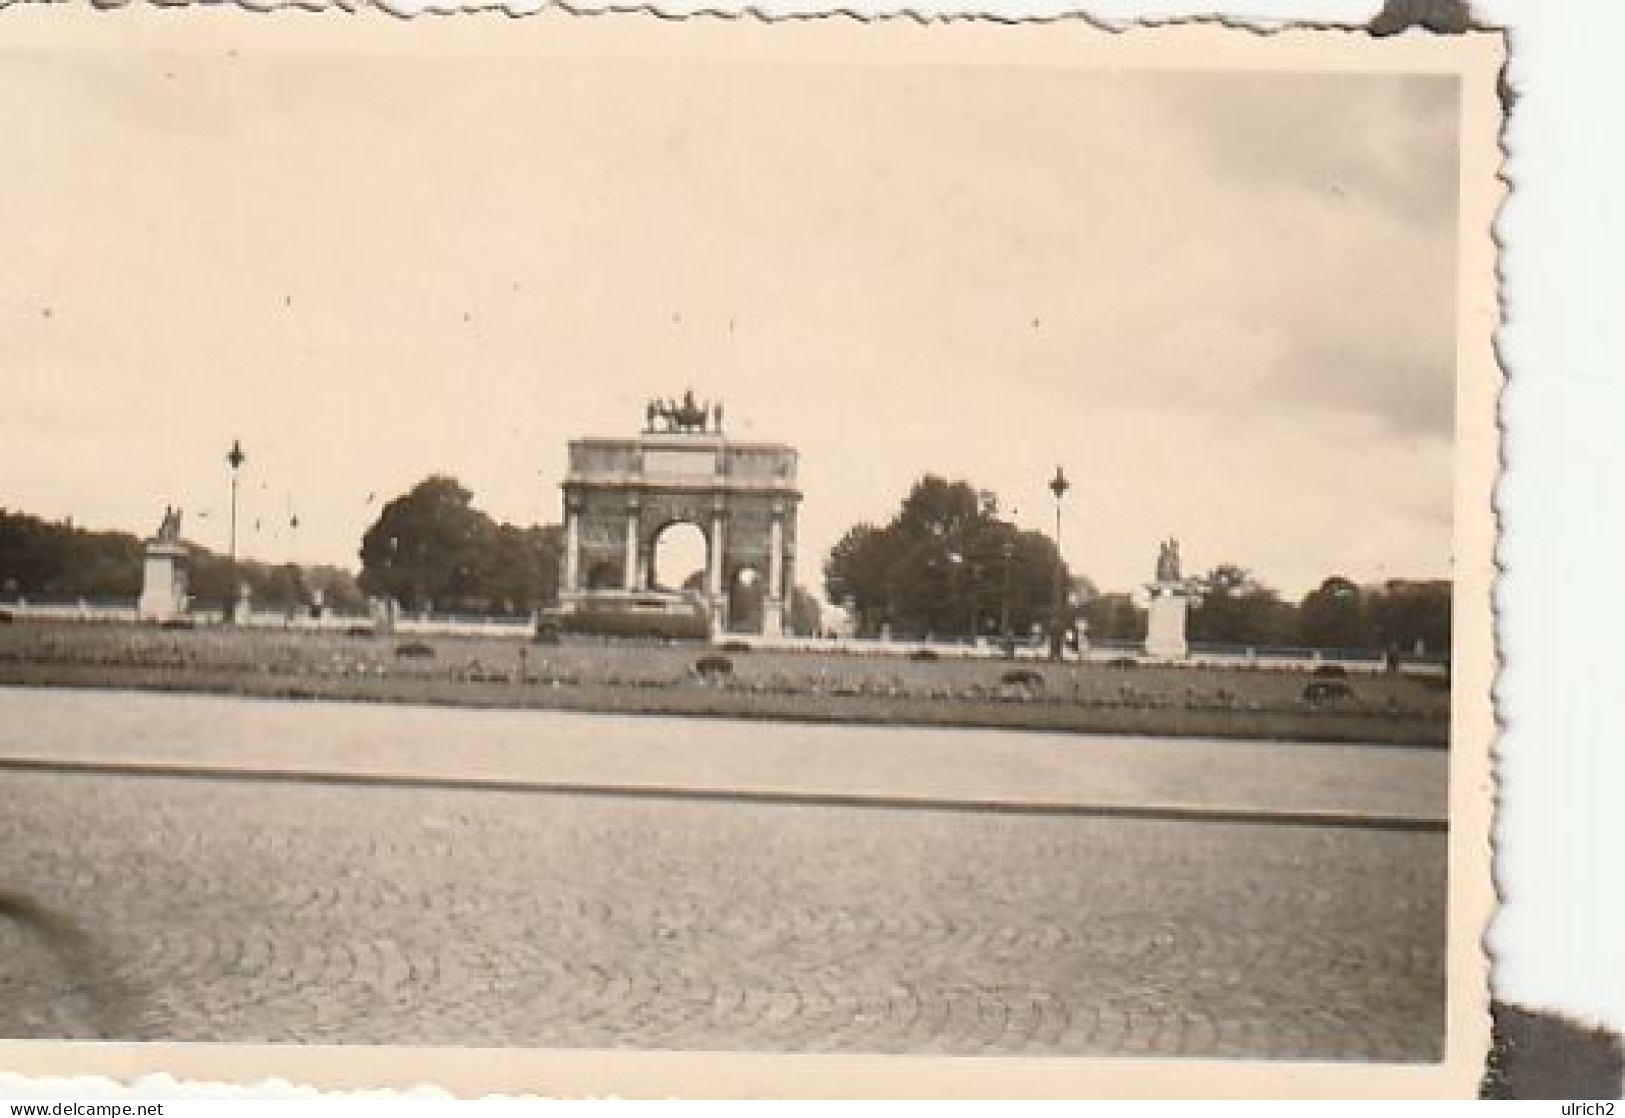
top-left (139, 505), bottom-right (190, 621)
top-left (1145, 537), bottom-right (1189, 659)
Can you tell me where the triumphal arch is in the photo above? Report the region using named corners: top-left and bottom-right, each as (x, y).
top-left (558, 393), bottom-right (801, 637)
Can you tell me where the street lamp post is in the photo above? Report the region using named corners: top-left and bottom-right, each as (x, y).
top-left (226, 439), bottom-right (246, 622)
top-left (1048, 465), bottom-right (1071, 661)
top-left (999, 539), bottom-right (1015, 659)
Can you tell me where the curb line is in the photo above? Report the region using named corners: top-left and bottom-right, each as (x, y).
top-left (0, 756), bottom-right (1447, 833)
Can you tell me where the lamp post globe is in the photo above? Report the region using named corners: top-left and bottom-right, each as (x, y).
top-left (1048, 465), bottom-right (1070, 505)
top-left (226, 439), bottom-right (246, 622)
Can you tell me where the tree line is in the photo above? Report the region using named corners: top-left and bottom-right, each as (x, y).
top-left (3, 473), bottom-right (1451, 654)
top-left (356, 476), bottom-right (562, 615)
top-left (0, 508), bottom-right (364, 614)
top-left (1183, 567), bottom-right (1449, 654)
top-left (825, 477), bottom-right (1451, 656)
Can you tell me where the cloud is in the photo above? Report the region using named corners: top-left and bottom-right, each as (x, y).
top-left (1151, 72), bottom-right (1461, 230)
top-left (1105, 73), bottom-right (1464, 441)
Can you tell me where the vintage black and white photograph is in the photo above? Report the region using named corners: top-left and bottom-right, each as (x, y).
top-left (0, 9), bottom-right (1501, 1096)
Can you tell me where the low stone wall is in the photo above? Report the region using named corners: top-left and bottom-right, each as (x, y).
top-left (244, 613), bottom-right (538, 639)
top-left (0, 604), bottom-right (1447, 678)
top-left (393, 616), bottom-right (534, 640)
top-left (0, 603), bottom-right (546, 641)
top-left (734, 634), bottom-right (1440, 675)
top-left (0, 600), bottom-right (138, 624)
top-left (239, 612), bottom-right (372, 634)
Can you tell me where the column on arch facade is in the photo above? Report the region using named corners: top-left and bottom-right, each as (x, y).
top-left (563, 500), bottom-right (581, 593)
top-left (623, 499), bottom-right (640, 591)
top-left (781, 548), bottom-right (795, 626)
top-left (708, 505), bottom-right (725, 598)
top-left (768, 512), bottom-right (784, 600)
top-left (707, 505), bottom-right (726, 633)
top-left (763, 504), bottom-right (785, 636)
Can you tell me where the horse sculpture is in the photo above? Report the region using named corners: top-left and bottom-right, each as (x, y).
top-left (646, 391), bottom-right (720, 434)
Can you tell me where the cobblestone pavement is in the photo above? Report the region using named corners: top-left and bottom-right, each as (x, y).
top-left (0, 770), bottom-right (1445, 1060)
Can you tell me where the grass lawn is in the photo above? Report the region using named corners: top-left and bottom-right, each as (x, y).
top-left (0, 621), bottom-right (1450, 746)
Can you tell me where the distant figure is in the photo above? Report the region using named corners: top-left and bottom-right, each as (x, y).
top-left (713, 402), bottom-right (724, 432)
top-left (645, 400), bottom-right (657, 431)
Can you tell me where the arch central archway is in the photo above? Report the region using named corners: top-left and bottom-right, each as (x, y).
top-left (650, 521), bottom-right (708, 593)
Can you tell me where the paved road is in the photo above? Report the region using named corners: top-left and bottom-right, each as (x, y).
top-left (0, 769), bottom-right (1445, 1059)
top-left (0, 688), bottom-right (1447, 823)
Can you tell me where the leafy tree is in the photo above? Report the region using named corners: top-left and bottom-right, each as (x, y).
top-left (1367, 579), bottom-right (1452, 657)
top-left (184, 548), bottom-right (237, 609)
top-left (186, 551), bottom-right (314, 613)
top-left (358, 476), bottom-right (499, 613)
top-left (823, 523), bottom-right (898, 634)
top-left (58, 528), bottom-right (145, 599)
top-left (995, 529), bottom-right (1069, 641)
top-left (1188, 564), bottom-right (1296, 647)
top-left (303, 565), bottom-right (367, 614)
top-left (894, 477), bottom-right (990, 539)
top-left (0, 510), bottom-right (143, 600)
top-left (789, 585), bottom-right (823, 636)
top-left (480, 523), bottom-right (564, 615)
top-left (823, 476), bottom-right (1069, 640)
top-left (1297, 575), bottom-right (1367, 650)
top-left (357, 477), bottom-right (564, 615)
top-left (1081, 591), bottom-right (1146, 642)
top-left (262, 563), bottom-right (309, 612)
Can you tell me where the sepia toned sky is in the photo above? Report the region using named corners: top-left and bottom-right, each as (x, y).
top-left (0, 22), bottom-right (1461, 600)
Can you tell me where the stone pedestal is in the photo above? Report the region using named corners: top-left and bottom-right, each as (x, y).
top-left (232, 583), bottom-right (253, 625)
top-left (138, 541), bottom-right (189, 622)
top-left (1144, 584), bottom-right (1189, 659)
top-left (761, 597), bottom-right (784, 638)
